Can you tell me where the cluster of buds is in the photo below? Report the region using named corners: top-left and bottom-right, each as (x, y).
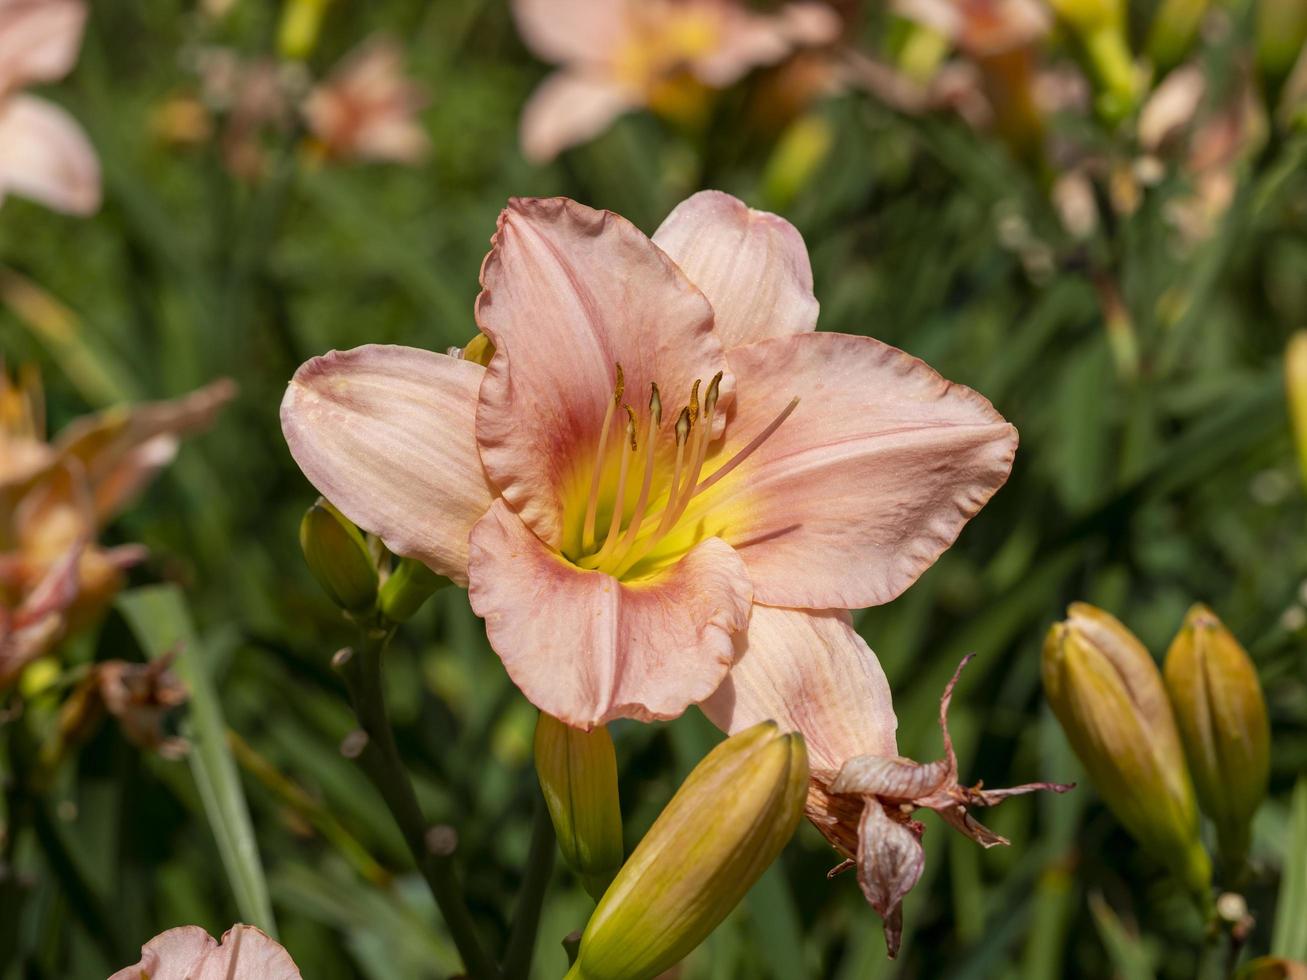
top-left (298, 497), bottom-right (447, 624)
top-left (1043, 601), bottom-right (1270, 899)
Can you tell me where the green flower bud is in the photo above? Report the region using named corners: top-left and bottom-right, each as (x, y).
top-left (566, 721), bottom-right (807, 980)
top-left (278, 0), bottom-right (331, 61)
top-left (378, 557), bottom-right (448, 623)
top-left (1043, 603), bottom-right (1211, 901)
top-left (1164, 604), bottom-right (1270, 871)
top-left (1287, 332), bottom-right (1307, 492)
top-left (299, 497), bottom-right (378, 614)
top-left (535, 713), bottom-right (624, 899)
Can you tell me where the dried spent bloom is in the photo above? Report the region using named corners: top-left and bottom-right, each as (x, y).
top-left (1043, 603), bottom-right (1212, 900)
top-left (535, 711), bottom-right (624, 897)
top-left (0, 0), bottom-right (99, 214)
top-left (58, 655), bottom-right (188, 759)
top-left (303, 35), bottom-right (429, 165)
top-left (282, 192), bottom-right (1016, 732)
top-left (512, 0), bottom-right (842, 161)
top-left (0, 366), bottom-right (234, 686)
top-left (705, 623), bottom-right (1070, 957)
top-left (1164, 604), bottom-right (1270, 869)
top-left (108, 924), bottom-right (301, 979)
top-left (567, 721), bottom-right (807, 979)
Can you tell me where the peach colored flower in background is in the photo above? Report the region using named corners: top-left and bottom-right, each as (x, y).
top-left (303, 35), bottom-right (429, 164)
top-left (190, 47), bottom-right (294, 181)
top-left (109, 925), bottom-right (301, 980)
top-left (0, 367), bottom-right (235, 686)
top-left (58, 654), bottom-right (189, 758)
top-left (282, 191), bottom-right (1016, 730)
top-left (705, 634), bottom-right (1071, 957)
top-left (512, 0), bottom-right (842, 162)
top-left (0, 0), bottom-right (99, 215)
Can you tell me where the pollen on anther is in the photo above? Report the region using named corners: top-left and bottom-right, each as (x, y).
top-left (649, 383), bottom-right (662, 426)
top-left (624, 404), bottom-right (638, 449)
top-left (675, 406), bottom-right (691, 444)
top-left (688, 379), bottom-right (701, 423)
top-left (613, 363), bottom-right (625, 403)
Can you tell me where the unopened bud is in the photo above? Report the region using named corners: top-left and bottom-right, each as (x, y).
top-left (299, 498), bottom-right (378, 613)
top-left (1043, 603), bottom-right (1211, 900)
top-left (1146, 0), bottom-right (1210, 68)
top-left (1287, 333), bottom-right (1307, 493)
top-left (278, 0), bottom-right (331, 61)
top-left (1164, 604), bottom-right (1270, 871)
top-left (535, 713), bottom-right (623, 899)
top-left (566, 721), bottom-right (808, 980)
top-left (378, 557), bottom-right (448, 623)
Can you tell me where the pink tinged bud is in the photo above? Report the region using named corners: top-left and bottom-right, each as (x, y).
top-left (1164, 604), bottom-right (1270, 871)
top-left (567, 721), bottom-right (808, 980)
top-left (534, 712), bottom-right (624, 899)
top-left (1043, 603), bottom-right (1212, 901)
top-left (298, 497), bottom-right (378, 614)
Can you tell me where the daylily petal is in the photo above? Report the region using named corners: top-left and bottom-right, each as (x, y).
top-left (467, 498), bottom-right (752, 728)
top-left (703, 331), bottom-right (1016, 609)
top-left (830, 754), bottom-right (951, 800)
top-left (474, 197), bottom-right (727, 549)
top-left (281, 344), bottom-right (493, 586)
top-left (0, 95), bottom-right (100, 215)
top-left (692, 2), bottom-right (840, 87)
top-left (0, 0), bottom-right (86, 91)
top-left (700, 604), bottom-right (896, 770)
top-left (109, 924), bottom-right (301, 980)
top-left (519, 71), bottom-right (635, 164)
top-left (856, 801), bottom-right (924, 959)
top-left (510, 0), bottom-right (627, 66)
top-left (653, 190), bottom-right (818, 350)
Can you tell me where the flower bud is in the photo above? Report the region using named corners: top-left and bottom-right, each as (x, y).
top-left (299, 497), bottom-right (378, 614)
top-left (1164, 604), bottom-right (1270, 870)
top-left (567, 721), bottom-right (807, 980)
top-left (1043, 603), bottom-right (1211, 900)
top-left (1287, 332), bottom-right (1307, 492)
top-left (378, 557), bottom-right (448, 623)
top-left (535, 713), bottom-right (624, 899)
top-left (278, 0), bottom-right (331, 61)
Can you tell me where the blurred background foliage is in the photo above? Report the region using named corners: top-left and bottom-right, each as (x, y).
top-left (2, 0), bottom-right (1307, 977)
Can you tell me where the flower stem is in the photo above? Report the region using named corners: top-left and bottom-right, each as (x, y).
top-left (335, 627), bottom-right (499, 980)
top-left (501, 790), bottom-right (557, 977)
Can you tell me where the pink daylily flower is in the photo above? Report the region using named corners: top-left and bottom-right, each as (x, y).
top-left (705, 636), bottom-right (1071, 957)
top-left (281, 191), bottom-right (1017, 730)
top-left (303, 35), bottom-right (430, 165)
top-left (0, 0), bottom-right (100, 215)
top-left (512, 0), bottom-right (842, 161)
top-left (109, 924), bottom-right (301, 980)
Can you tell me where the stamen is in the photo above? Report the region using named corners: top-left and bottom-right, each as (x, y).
top-left (609, 407), bottom-right (691, 578)
top-left (606, 389), bottom-right (668, 567)
top-left (581, 364), bottom-right (624, 553)
top-left (690, 396), bottom-right (799, 498)
top-left (688, 379), bottom-right (701, 423)
top-left (589, 405), bottom-right (637, 564)
top-left (664, 371), bottom-right (721, 527)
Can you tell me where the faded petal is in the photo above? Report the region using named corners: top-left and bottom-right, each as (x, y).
top-left (281, 345), bottom-right (493, 586)
top-left (856, 801), bottom-right (924, 959)
top-left (701, 604), bottom-right (896, 770)
top-left (510, 0), bottom-right (627, 65)
top-left (0, 95), bottom-right (100, 215)
top-left (0, 0), bottom-right (86, 91)
top-left (467, 498), bottom-right (752, 728)
top-left (830, 754), bottom-right (950, 801)
top-left (519, 71), bottom-right (634, 163)
top-left (109, 924), bottom-right (301, 980)
top-left (708, 332), bottom-right (1016, 609)
top-left (474, 197), bottom-right (726, 549)
top-left (654, 190), bottom-right (818, 350)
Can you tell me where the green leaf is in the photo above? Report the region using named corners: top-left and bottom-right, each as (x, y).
top-left (1088, 892), bottom-right (1157, 980)
top-left (1271, 778), bottom-right (1307, 960)
top-left (117, 585), bottom-right (276, 934)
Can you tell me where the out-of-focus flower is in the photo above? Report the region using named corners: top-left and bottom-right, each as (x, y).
top-left (511, 0), bottom-right (842, 161)
top-left (566, 721), bottom-right (807, 980)
top-left (190, 47), bottom-right (294, 181)
top-left (1164, 604), bottom-right (1270, 870)
top-left (1137, 63), bottom-right (1206, 153)
top-left (282, 191), bottom-right (1016, 732)
top-left (1238, 957), bottom-right (1307, 980)
top-left (303, 35), bottom-right (429, 164)
top-left (0, 366), bottom-right (235, 687)
top-left (58, 654), bottom-right (188, 759)
top-left (535, 711), bottom-right (624, 897)
top-left (0, 0), bottom-right (99, 215)
top-left (1146, 0), bottom-right (1211, 69)
top-left (1046, 0), bottom-right (1139, 117)
top-left (278, 0), bottom-right (331, 62)
top-left (1043, 603), bottom-right (1212, 901)
top-left (705, 625), bottom-right (1069, 957)
top-left (109, 924), bottom-right (301, 980)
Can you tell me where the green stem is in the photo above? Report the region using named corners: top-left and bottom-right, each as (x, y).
top-left (501, 791), bottom-right (557, 978)
top-left (336, 628), bottom-right (499, 980)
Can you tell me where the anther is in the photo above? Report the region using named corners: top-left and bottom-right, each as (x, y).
top-left (688, 379), bottom-right (701, 424)
top-left (649, 383), bottom-right (662, 427)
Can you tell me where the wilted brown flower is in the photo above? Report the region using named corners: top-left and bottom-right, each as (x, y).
top-left (58, 654), bottom-right (188, 758)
